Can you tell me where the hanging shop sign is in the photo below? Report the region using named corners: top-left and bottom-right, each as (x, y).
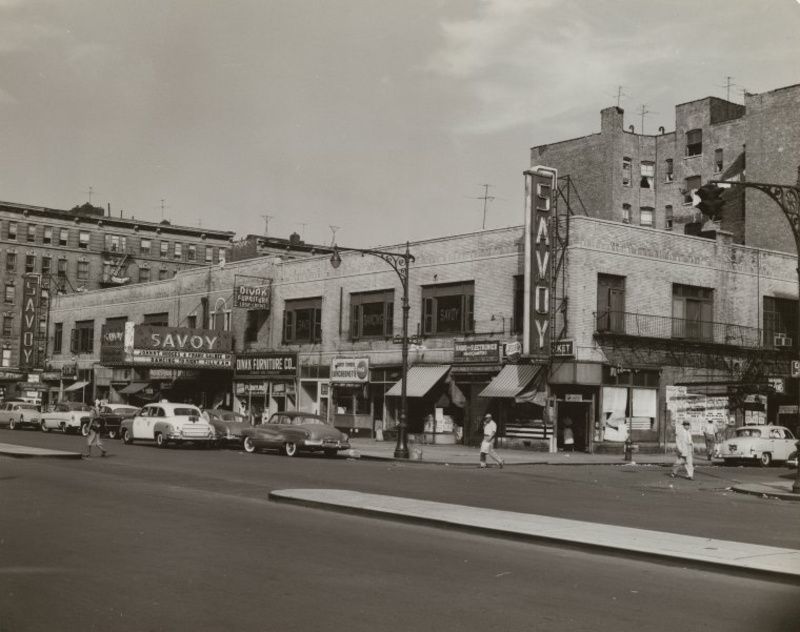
top-left (454, 340), bottom-right (500, 364)
top-left (18, 274), bottom-right (42, 371)
top-left (127, 325), bottom-right (233, 369)
top-left (235, 353), bottom-right (297, 378)
top-left (330, 357), bottom-right (369, 384)
top-left (233, 277), bottom-right (272, 310)
top-left (61, 364), bottom-right (77, 379)
top-left (523, 167), bottom-right (556, 360)
top-left (100, 322), bottom-right (127, 365)
top-left (504, 341), bottom-right (522, 363)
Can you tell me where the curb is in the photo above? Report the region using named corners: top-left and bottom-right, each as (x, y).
top-left (731, 484), bottom-right (800, 502)
top-left (356, 454), bottom-right (672, 467)
top-left (0, 446), bottom-right (83, 460)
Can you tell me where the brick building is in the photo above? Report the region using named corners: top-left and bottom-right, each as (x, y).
top-left (531, 82), bottom-right (800, 251)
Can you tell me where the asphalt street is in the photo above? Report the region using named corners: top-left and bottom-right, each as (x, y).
top-left (1, 431), bottom-right (799, 631)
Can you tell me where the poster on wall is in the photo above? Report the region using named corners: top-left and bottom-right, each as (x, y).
top-left (666, 386), bottom-right (733, 435)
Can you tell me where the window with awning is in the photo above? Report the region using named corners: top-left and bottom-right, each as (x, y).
top-left (479, 365), bottom-right (542, 399)
top-left (385, 365), bottom-right (450, 398)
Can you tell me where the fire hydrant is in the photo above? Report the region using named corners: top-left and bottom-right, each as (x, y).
top-left (624, 438), bottom-right (633, 462)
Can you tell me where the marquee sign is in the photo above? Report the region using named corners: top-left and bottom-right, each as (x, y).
top-left (523, 167), bottom-right (556, 360)
top-left (130, 325), bottom-right (233, 368)
top-left (19, 274), bottom-right (42, 371)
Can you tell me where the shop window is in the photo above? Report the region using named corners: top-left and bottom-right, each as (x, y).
top-left (187, 244), bottom-right (196, 261)
top-left (421, 281), bottom-right (474, 336)
top-left (160, 241), bottom-right (169, 258)
top-left (3, 283), bottom-right (14, 304)
top-left (683, 175), bottom-right (701, 205)
top-left (350, 289), bottom-right (394, 339)
top-left (763, 296), bottom-right (797, 350)
top-left (244, 310), bottom-right (269, 343)
top-left (714, 148), bottom-right (723, 173)
top-left (71, 319), bottom-right (95, 354)
top-left (672, 284), bottom-right (713, 341)
top-left (686, 128), bottom-right (702, 156)
top-left (7, 221), bottom-right (17, 240)
top-left (622, 204), bottom-right (631, 224)
top-left (143, 312), bottom-right (169, 327)
top-left (77, 261), bottom-right (89, 281)
top-left (664, 158), bottom-right (674, 182)
top-left (26, 224), bottom-right (36, 243)
top-left (59, 228), bottom-right (69, 247)
top-left (43, 227), bottom-right (52, 245)
top-left (640, 162), bottom-right (654, 188)
top-left (53, 322), bottom-right (63, 353)
top-left (283, 297), bottom-right (322, 344)
top-left (333, 384), bottom-right (370, 415)
top-left (601, 384), bottom-right (657, 441)
top-left (140, 238), bottom-right (152, 256)
top-left (24, 255), bottom-right (35, 274)
top-left (79, 230), bottom-right (90, 249)
top-left (138, 267), bottom-right (150, 283)
top-left (6, 252), bottom-right (16, 273)
top-left (665, 205), bottom-right (674, 230)
top-left (622, 157), bottom-right (632, 186)
top-left (512, 275), bottom-right (524, 334)
top-left (41, 256), bottom-right (51, 276)
top-left (2, 315), bottom-right (12, 337)
top-left (0, 348), bottom-right (9, 367)
top-left (597, 274), bottom-right (625, 333)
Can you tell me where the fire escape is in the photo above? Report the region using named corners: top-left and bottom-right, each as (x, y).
top-left (100, 241), bottom-right (132, 286)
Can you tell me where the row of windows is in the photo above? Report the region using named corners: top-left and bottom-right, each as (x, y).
top-left (621, 205), bottom-right (673, 229)
top-left (622, 144), bottom-right (725, 188)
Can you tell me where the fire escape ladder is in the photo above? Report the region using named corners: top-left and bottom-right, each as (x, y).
top-left (556, 175), bottom-right (589, 217)
top-left (550, 190), bottom-right (570, 350)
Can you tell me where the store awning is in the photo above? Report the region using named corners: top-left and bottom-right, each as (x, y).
top-left (479, 364), bottom-right (542, 399)
top-left (385, 365), bottom-right (450, 398)
top-left (63, 380), bottom-right (90, 392)
top-left (117, 381), bottom-right (150, 395)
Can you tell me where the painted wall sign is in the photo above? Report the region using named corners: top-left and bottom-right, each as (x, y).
top-left (100, 322), bottom-right (127, 365)
top-left (18, 274), bottom-right (41, 371)
top-left (330, 357), bottom-right (369, 383)
top-left (235, 353), bottom-right (298, 378)
top-left (523, 167), bottom-right (556, 360)
top-left (454, 340), bottom-right (500, 364)
top-left (233, 277), bottom-right (272, 310)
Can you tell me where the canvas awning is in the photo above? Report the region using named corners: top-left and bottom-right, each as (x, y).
top-left (385, 365), bottom-right (450, 398)
top-left (479, 364), bottom-right (542, 399)
top-left (117, 381), bottom-right (150, 395)
top-left (62, 380), bottom-right (89, 392)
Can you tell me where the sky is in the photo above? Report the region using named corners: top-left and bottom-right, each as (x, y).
top-left (0, 0), bottom-right (799, 248)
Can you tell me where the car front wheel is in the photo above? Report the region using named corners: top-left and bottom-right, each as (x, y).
top-left (155, 432), bottom-right (168, 448)
top-left (107, 429), bottom-right (118, 440)
top-left (282, 442), bottom-right (298, 457)
top-left (40, 420), bottom-right (50, 433)
top-left (9, 418), bottom-right (16, 430)
top-left (243, 436), bottom-right (256, 454)
top-left (760, 452), bottom-right (772, 467)
top-left (122, 428), bottom-right (133, 445)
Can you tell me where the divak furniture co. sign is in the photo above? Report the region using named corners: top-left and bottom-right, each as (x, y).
top-left (130, 325), bottom-right (233, 369)
top-left (234, 280), bottom-right (272, 310)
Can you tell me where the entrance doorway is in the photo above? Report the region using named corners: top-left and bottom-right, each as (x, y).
top-left (557, 401), bottom-right (590, 451)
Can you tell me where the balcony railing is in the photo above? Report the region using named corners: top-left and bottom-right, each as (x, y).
top-left (594, 311), bottom-right (769, 349)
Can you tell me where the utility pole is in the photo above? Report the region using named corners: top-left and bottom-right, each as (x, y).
top-left (474, 184), bottom-right (495, 229)
top-left (261, 214), bottom-right (273, 236)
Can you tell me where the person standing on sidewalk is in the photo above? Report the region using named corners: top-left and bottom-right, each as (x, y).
top-left (671, 420), bottom-right (694, 480)
top-left (84, 413), bottom-right (107, 458)
top-left (479, 414), bottom-right (504, 469)
top-left (703, 418), bottom-right (717, 461)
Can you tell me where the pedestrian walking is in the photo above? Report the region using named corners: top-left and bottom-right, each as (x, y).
top-left (83, 413), bottom-right (107, 458)
top-left (703, 418), bottom-right (717, 461)
top-left (479, 413), bottom-right (504, 469)
top-left (671, 420), bottom-right (694, 480)
top-left (562, 417), bottom-right (575, 452)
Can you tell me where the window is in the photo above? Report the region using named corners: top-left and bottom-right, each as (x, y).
top-left (71, 319), bottom-right (95, 354)
top-left (763, 296), bottom-right (797, 350)
top-left (160, 241), bottom-right (169, 258)
top-left (4, 283), bottom-right (15, 304)
top-left (597, 274), bottom-right (625, 333)
top-left (186, 314), bottom-right (197, 329)
top-left (672, 284), bottom-right (713, 341)
top-left (79, 230), bottom-right (90, 249)
top-left (714, 148), bottom-right (723, 173)
top-left (187, 244), bottom-right (196, 261)
top-left (1, 349), bottom-right (10, 367)
top-left (143, 312), bottom-right (169, 327)
top-left (665, 205), bottom-right (674, 230)
top-left (244, 310), bottom-right (269, 343)
top-left (512, 275), bottom-right (524, 334)
top-left (205, 246), bottom-right (214, 263)
top-left (686, 129), bottom-right (703, 156)
top-left (640, 162), bottom-right (654, 188)
top-left (350, 290), bottom-right (394, 339)
top-left (7, 222), bottom-right (17, 240)
top-left (41, 256), bottom-right (51, 276)
top-left (639, 207), bottom-right (654, 227)
top-left (105, 234), bottom-right (127, 253)
top-left (218, 248), bottom-right (227, 264)
top-left (2, 315), bottom-right (12, 337)
top-left (174, 243), bottom-right (183, 260)
top-left (684, 175), bottom-right (701, 205)
top-left (665, 158), bottom-right (674, 182)
top-left (59, 228), bottom-right (68, 247)
top-left (57, 259), bottom-right (67, 277)
top-left (210, 299), bottom-right (231, 332)
top-left (24, 255), bottom-right (35, 273)
top-left (158, 268), bottom-right (169, 281)
top-left (140, 238), bottom-right (151, 256)
top-left (53, 322), bottom-right (63, 354)
top-left (6, 253), bottom-right (16, 273)
top-left (421, 282), bottom-right (475, 336)
top-left (77, 261), bottom-right (89, 281)
top-left (283, 297), bottom-right (322, 344)
top-left (43, 227), bottom-right (52, 244)
top-left (26, 224), bottom-right (36, 243)
top-left (138, 267), bottom-right (150, 283)
top-left (622, 204), bottom-right (631, 223)
top-left (622, 157), bottom-right (632, 186)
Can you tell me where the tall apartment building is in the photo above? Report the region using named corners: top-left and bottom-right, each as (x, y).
top-left (531, 82), bottom-right (800, 252)
top-left (0, 199), bottom-right (233, 391)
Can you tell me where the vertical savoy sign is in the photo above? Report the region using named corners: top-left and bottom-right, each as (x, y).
top-left (523, 167), bottom-right (556, 360)
top-left (19, 274), bottom-right (41, 371)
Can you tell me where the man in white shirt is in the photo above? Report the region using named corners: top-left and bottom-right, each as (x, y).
top-left (703, 418), bottom-right (717, 461)
top-left (671, 420), bottom-right (695, 480)
top-left (479, 414), bottom-right (504, 469)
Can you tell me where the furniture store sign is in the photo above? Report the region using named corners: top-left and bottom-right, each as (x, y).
top-left (330, 357), bottom-right (369, 383)
top-left (235, 353), bottom-right (297, 378)
top-left (128, 325), bottom-right (233, 369)
top-left (233, 278), bottom-right (272, 310)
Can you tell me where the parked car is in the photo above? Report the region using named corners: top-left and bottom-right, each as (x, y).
top-left (96, 404), bottom-right (140, 439)
top-left (0, 400), bottom-right (41, 430)
top-left (40, 402), bottom-right (95, 434)
top-left (120, 402), bottom-right (216, 448)
top-left (717, 424), bottom-right (797, 466)
top-left (202, 409), bottom-right (250, 447)
top-left (241, 411), bottom-right (350, 457)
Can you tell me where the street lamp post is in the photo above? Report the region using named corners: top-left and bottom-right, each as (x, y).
top-left (330, 242), bottom-right (415, 459)
top-left (710, 176), bottom-right (800, 493)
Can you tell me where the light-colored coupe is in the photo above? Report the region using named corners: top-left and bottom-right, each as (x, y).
top-left (40, 402), bottom-right (94, 434)
top-left (0, 401), bottom-right (41, 430)
top-left (717, 424), bottom-right (797, 466)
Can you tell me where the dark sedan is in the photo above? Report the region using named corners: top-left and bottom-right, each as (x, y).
top-left (202, 409), bottom-right (251, 447)
top-left (95, 404), bottom-right (140, 439)
top-left (241, 411), bottom-right (350, 457)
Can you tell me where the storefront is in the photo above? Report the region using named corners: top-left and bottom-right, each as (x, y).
top-left (330, 357), bottom-right (371, 436)
top-left (385, 364), bottom-right (455, 442)
top-left (233, 352), bottom-right (298, 423)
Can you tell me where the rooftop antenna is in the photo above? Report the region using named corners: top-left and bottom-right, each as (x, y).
top-left (615, 85), bottom-right (627, 108)
top-left (296, 222), bottom-right (308, 240)
top-left (260, 214), bottom-right (273, 236)
top-left (717, 75), bottom-right (736, 102)
top-left (84, 186), bottom-right (94, 205)
top-left (637, 104), bottom-right (656, 135)
top-left (473, 184), bottom-right (495, 229)
top-left (329, 225), bottom-right (340, 246)
top-left (159, 198), bottom-right (168, 221)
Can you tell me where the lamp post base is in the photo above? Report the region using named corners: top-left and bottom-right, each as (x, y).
top-left (394, 447), bottom-right (410, 459)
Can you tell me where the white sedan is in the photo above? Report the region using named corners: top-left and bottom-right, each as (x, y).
top-left (717, 424), bottom-right (797, 467)
top-left (40, 402), bottom-right (95, 434)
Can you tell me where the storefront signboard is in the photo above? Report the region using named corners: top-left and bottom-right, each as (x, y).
top-left (330, 358), bottom-right (369, 383)
top-left (454, 340), bottom-right (500, 364)
top-left (19, 274), bottom-right (42, 371)
top-left (235, 353), bottom-right (297, 378)
top-left (234, 280), bottom-right (272, 310)
top-left (100, 322), bottom-right (127, 365)
top-left (61, 364), bottom-right (77, 379)
top-left (128, 325), bottom-right (233, 369)
top-left (666, 385), bottom-right (733, 434)
top-left (552, 339), bottom-right (574, 357)
top-left (504, 341), bottom-right (522, 363)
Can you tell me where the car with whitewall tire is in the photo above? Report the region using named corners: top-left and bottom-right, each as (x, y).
top-left (120, 402), bottom-right (216, 448)
top-left (717, 424), bottom-right (796, 466)
top-left (0, 401), bottom-right (41, 430)
top-left (241, 411), bottom-right (350, 458)
top-left (40, 402), bottom-right (94, 434)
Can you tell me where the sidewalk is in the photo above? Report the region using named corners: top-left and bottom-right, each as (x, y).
top-left (348, 437), bottom-right (677, 466)
top-left (269, 488), bottom-right (800, 581)
top-left (0, 442), bottom-right (82, 459)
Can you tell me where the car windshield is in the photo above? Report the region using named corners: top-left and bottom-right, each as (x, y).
top-left (174, 408), bottom-right (200, 417)
top-left (112, 406), bottom-right (139, 414)
top-left (207, 410), bottom-right (246, 422)
top-left (16, 404), bottom-right (38, 410)
top-left (288, 416), bottom-right (325, 426)
top-left (737, 428), bottom-right (761, 438)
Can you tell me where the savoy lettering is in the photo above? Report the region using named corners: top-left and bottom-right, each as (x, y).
top-left (150, 332), bottom-right (220, 350)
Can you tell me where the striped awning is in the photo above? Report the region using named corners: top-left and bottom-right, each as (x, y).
top-left (385, 365), bottom-right (450, 398)
top-left (479, 364), bottom-right (542, 399)
top-left (118, 381), bottom-right (150, 395)
top-left (63, 380), bottom-right (90, 392)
